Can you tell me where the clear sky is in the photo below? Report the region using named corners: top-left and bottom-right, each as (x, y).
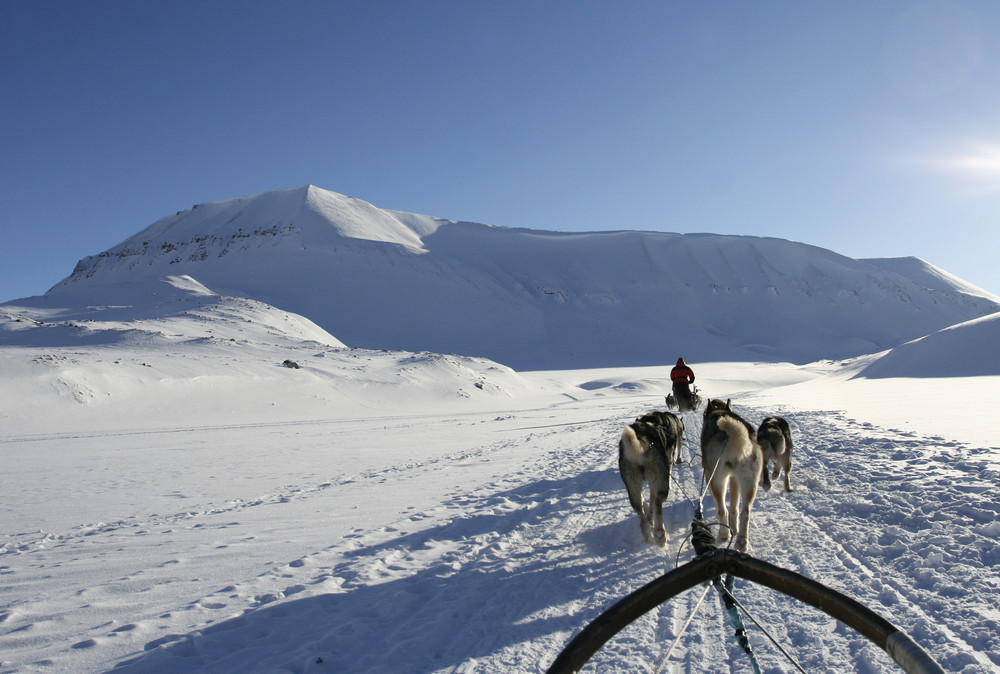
top-left (3, 0), bottom-right (1000, 301)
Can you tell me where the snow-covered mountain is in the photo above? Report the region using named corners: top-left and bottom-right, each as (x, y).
top-left (18, 185), bottom-right (1000, 369)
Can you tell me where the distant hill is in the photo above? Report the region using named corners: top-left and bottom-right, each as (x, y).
top-left (856, 311), bottom-right (1000, 379)
top-left (15, 185), bottom-right (1000, 370)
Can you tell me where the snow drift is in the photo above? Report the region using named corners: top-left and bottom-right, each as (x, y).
top-left (28, 185), bottom-right (1000, 370)
top-left (856, 311), bottom-right (1000, 379)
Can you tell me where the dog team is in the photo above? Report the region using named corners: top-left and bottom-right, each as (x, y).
top-left (618, 358), bottom-right (794, 552)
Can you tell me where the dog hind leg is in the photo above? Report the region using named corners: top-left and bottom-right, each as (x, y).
top-left (649, 484), bottom-right (668, 547)
top-left (620, 460), bottom-right (652, 543)
top-left (727, 475), bottom-right (742, 543)
top-left (735, 471), bottom-right (760, 552)
top-left (709, 479), bottom-right (731, 543)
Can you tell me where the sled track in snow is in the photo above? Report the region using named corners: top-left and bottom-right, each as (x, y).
top-left (748, 408), bottom-right (999, 672)
top-left (108, 405), bottom-right (651, 673)
top-left (13, 397), bottom-right (994, 672)
top-left (539, 401), bottom-right (994, 672)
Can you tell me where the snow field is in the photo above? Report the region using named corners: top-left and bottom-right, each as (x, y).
top-left (3, 376), bottom-right (998, 673)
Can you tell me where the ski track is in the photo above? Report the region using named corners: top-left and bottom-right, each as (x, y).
top-left (750, 408), bottom-right (1000, 673)
top-left (2, 398), bottom-right (997, 673)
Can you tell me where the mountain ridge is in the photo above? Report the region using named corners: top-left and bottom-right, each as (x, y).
top-left (19, 185), bottom-right (1000, 369)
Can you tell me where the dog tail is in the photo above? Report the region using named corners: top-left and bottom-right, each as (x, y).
top-left (717, 415), bottom-right (769, 489)
top-left (620, 424), bottom-right (646, 463)
top-left (716, 415), bottom-right (751, 448)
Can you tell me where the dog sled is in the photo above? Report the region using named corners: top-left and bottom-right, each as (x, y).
top-left (665, 385), bottom-right (702, 413)
top-left (546, 519), bottom-right (946, 674)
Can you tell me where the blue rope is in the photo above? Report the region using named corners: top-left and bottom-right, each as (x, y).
top-left (713, 574), bottom-right (763, 674)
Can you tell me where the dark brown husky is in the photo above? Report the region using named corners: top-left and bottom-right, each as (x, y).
top-left (757, 416), bottom-right (794, 492)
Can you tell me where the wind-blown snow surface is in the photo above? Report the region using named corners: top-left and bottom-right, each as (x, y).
top-left (1, 282), bottom-right (998, 673)
top-left (39, 185), bottom-right (1000, 370)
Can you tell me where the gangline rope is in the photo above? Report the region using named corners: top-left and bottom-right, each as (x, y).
top-left (656, 409), bottom-right (805, 674)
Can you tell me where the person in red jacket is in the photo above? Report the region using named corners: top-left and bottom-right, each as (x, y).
top-left (670, 357), bottom-right (696, 411)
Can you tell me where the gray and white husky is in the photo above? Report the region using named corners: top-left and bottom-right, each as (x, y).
top-left (700, 399), bottom-right (765, 552)
top-left (634, 410), bottom-right (685, 463)
top-left (618, 411), bottom-right (683, 547)
top-left (757, 416), bottom-right (794, 492)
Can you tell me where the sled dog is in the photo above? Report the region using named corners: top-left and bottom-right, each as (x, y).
top-left (757, 416), bottom-right (794, 492)
top-left (634, 410), bottom-right (685, 463)
top-left (700, 399), bottom-right (765, 552)
top-left (665, 386), bottom-right (702, 414)
top-left (618, 413), bottom-right (682, 547)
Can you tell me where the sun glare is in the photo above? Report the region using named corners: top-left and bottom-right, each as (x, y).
top-left (906, 139), bottom-right (1000, 197)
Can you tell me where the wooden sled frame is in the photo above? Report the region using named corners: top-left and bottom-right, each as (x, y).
top-left (546, 548), bottom-right (945, 674)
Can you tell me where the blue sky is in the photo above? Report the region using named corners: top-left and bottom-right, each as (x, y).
top-left (3, 0), bottom-right (1000, 301)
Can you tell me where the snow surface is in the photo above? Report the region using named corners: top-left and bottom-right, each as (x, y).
top-left (1, 276), bottom-right (998, 673)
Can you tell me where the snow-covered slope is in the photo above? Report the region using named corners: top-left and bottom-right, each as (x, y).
top-left (30, 185), bottom-right (1000, 370)
top-left (0, 275), bottom-right (541, 433)
top-left (1, 275), bottom-right (345, 349)
top-left (855, 310), bottom-right (1000, 379)
top-left (864, 255), bottom-right (998, 299)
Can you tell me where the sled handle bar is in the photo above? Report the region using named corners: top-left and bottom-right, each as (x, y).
top-left (546, 549), bottom-right (945, 674)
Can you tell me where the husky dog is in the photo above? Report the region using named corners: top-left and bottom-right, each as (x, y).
top-left (757, 416), bottom-right (794, 492)
top-left (700, 399), bottom-right (765, 551)
top-left (618, 413), bottom-right (682, 547)
top-left (665, 386), bottom-right (702, 413)
top-left (665, 392), bottom-right (677, 410)
top-left (635, 410), bottom-right (685, 463)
